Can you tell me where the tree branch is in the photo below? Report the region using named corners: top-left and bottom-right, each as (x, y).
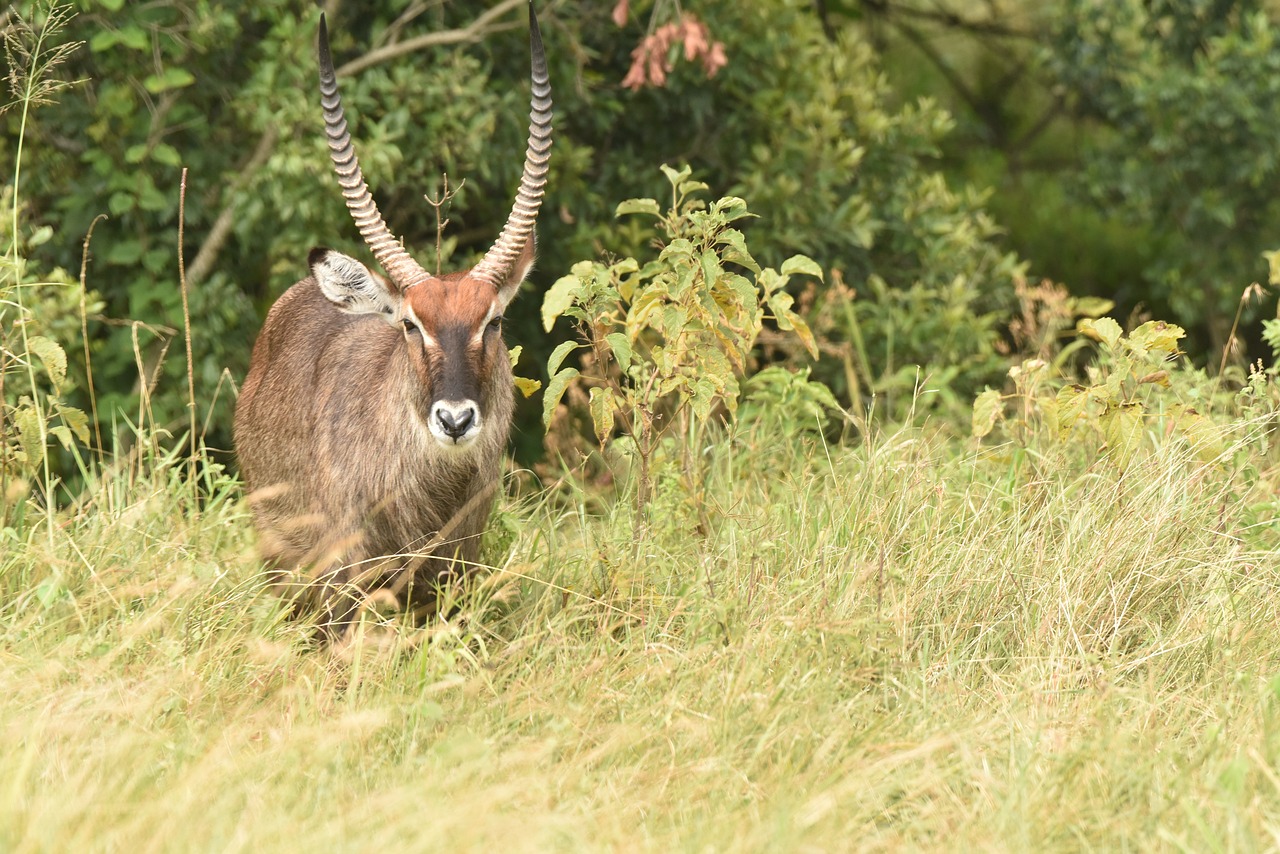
top-left (186, 125), bottom-right (278, 286)
top-left (888, 17), bottom-right (986, 122)
top-left (1011, 97), bottom-right (1065, 156)
top-left (812, 0), bottom-right (838, 42)
top-left (335, 0), bottom-right (525, 77)
top-left (871, 0), bottom-right (1035, 40)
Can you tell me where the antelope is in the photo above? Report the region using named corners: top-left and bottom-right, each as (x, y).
top-left (234, 2), bottom-right (552, 633)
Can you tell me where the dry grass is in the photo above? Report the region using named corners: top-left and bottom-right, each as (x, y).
top-left (2, 417), bottom-right (1279, 852)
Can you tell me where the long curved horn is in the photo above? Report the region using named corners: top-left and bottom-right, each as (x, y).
top-left (318, 14), bottom-right (431, 291)
top-left (470, 1), bottom-right (553, 288)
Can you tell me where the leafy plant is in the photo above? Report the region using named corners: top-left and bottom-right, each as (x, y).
top-left (541, 165), bottom-right (821, 527)
top-left (1, 3), bottom-right (90, 531)
top-left (973, 315), bottom-right (1229, 468)
top-left (739, 366), bottom-right (842, 438)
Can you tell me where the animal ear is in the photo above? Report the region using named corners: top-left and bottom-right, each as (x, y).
top-left (309, 247), bottom-right (401, 321)
top-left (495, 231), bottom-right (537, 311)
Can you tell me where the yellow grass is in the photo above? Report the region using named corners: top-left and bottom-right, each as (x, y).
top-left (3, 418), bottom-right (1279, 851)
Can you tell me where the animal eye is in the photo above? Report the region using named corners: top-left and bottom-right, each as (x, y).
top-left (402, 319), bottom-right (417, 334)
top-left (487, 316), bottom-right (503, 332)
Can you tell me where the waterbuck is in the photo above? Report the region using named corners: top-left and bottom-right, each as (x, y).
top-left (234, 2), bottom-right (552, 632)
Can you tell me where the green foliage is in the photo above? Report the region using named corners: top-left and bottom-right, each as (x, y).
top-left (1048, 0), bottom-right (1280, 332)
top-left (973, 314), bottom-right (1244, 470)
top-left (542, 165), bottom-right (823, 522)
top-left (1263, 318), bottom-right (1280, 365)
top-left (1, 4), bottom-right (94, 526)
top-left (740, 366), bottom-right (842, 437)
top-left (709, 16), bottom-right (1022, 422)
top-left (0, 0), bottom-right (1025, 461)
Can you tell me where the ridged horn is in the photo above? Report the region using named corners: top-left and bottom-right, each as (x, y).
top-left (470, 1), bottom-right (553, 288)
top-left (318, 13), bottom-right (431, 291)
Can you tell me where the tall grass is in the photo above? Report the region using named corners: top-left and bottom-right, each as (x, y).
top-left (2, 406), bottom-right (1278, 850)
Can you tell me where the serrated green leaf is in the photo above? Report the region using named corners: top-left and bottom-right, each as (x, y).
top-left (610, 256), bottom-right (640, 276)
top-left (588, 387), bottom-right (616, 446)
top-left (628, 288), bottom-right (665, 339)
top-left (27, 336), bottom-right (67, 389)
top-left (604, 332), bottom-right (632, 371)
top-left (14, 404), bottom-right (45, 469)
top-left (1101, 403), bottom-right (1145, 469)
top-left (49, 425), bottom-right (75, 450)
top-left (1077, 317), bottom-right (1122, 350)
top-left (658, 375), bottom-right (685, 397)
top-left (55, 404), bottom-right (90, 445)
top-left (660, 305), bottom-right (688, 337)
top-left (1101, 365), bottom-right (1126, 406)
top-left (660, 163), bottom-right (692, 187)
top-left (727, 274), bottom-right (757, 311)
top-left (716, 229), bottom-right (760, 272)
top-left (713, 196), bottom-right (752, 223)
top-left (1055, 384), bottom-right (1089, 440)
top-left (756, 267), bottom-right (785, 297)
top-left (542, 367), bottom-right (579, 428)
top-left (615, 198), bottom-right (661, 217)
top-left (699, 250), bottom-right (721, 290)
top-left (547, 340), bottom-right (582, 377)
top-left (971, 388), bottom-right (1002, 438)
top-left (785, 311), bottom-right (819, 359)
top-left (768, 290), bottom-right (796, 318)
top-left (691, 376), bottom-right (718, 421)
top-left (1128, 320), bottom-right (1185, 356)
top-left (780, 255), bottom-right (824, 281)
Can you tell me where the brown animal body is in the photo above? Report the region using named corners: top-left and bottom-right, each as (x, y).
top-left (234, 3), bottom-right (551, 631)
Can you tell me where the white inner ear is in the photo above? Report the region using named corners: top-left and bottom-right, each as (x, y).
top-left (312, 250), bottom-right (400, 322)
top-left (496, 235), bottom-right (537, 311)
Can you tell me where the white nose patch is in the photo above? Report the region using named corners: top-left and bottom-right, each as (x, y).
top-left (429, 400), bottom-right (482, 448)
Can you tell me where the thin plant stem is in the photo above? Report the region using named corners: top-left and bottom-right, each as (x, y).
top-left (9, 14), bottom-right (54, 548)
top-left (79, 214), bottom-right (107, 463)
top-left (1209, 282), bottom-right (1267, 415)
top-left (178, 168), bottom-right (198, 489)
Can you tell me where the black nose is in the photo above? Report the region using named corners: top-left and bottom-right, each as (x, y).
top-left (436, 406), bottom-right (475, 440)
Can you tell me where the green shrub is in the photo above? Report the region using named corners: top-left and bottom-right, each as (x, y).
top-left (541, 165), bottom-right (826, 528)
top-left (1, 4), bottom-right (95, 528)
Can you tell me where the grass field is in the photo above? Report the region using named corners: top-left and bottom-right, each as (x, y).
top-left (3, 410), bottom-right (1279, 852)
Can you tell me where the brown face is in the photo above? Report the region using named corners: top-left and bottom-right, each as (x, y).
top-left (310, 241), bottom-right (531, 451)
top-left (398, 274), bottom-right (507, 449)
